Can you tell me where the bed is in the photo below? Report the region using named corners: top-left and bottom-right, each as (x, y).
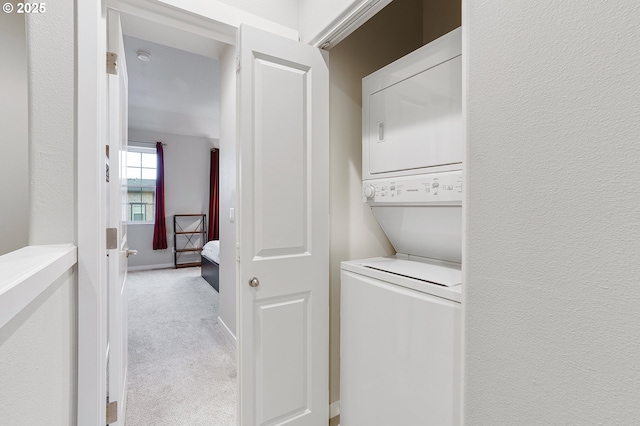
top-left (201, 240), bottom-right (219, 292)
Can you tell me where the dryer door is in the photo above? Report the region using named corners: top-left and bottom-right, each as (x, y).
top-left (367, 55), bottom-right (462, 175)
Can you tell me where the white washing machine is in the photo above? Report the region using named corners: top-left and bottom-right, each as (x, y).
top-left (341, 257), bottom-right (461, 425)
top-left (340, 27), bottom-right (463, 425)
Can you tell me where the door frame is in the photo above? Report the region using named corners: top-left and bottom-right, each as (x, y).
top-left (77, 1), bottom-right (299, 424)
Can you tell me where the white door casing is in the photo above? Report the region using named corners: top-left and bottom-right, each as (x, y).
top-left (79, 1), bottom-right (334, 424)
top-left (237, 25), bottom-right (330, 425)
top-left (106, 9), bottom-right (129, 425)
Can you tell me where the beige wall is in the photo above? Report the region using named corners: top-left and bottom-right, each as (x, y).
top-left (328, 0), bottom-right (425, 403)
top-left (423, 0), bottom-right (461, 44)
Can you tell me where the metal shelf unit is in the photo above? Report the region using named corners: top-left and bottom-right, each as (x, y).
top-left (173, 214), bottom-right (207, 268)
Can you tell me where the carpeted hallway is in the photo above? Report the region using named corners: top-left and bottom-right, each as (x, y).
top-left (125, 267), bottom-right (237, 425)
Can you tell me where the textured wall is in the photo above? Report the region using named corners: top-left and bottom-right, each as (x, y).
top-left (26, 2), bottom-right (75, 245)
top-left (0, 11), bottom-right (29, 255)
top-left (0, 2), bottom-right (79, 425)
top-left (464, 2), bottom-right (640, 423)
top-left (328, 0), bottom-right (424, 403)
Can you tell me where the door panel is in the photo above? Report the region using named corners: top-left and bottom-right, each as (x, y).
top-left (253, 55), bottom-right (309, 257)
top-left (238, 25), bottom-right (329, 426)
top-left (107, 9), bottom-right (128, 425)
top-left (255, 292), bottom-right (310, 423)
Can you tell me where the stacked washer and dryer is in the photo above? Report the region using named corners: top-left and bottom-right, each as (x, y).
top-left (340, 28), bottom-right (463, 425)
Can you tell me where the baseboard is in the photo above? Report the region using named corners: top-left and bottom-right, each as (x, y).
top-left (218, 316), bottom-right (237, 348)
top-left (127, 263), bottom-right (174, 272)
top-left (329, 400), bottom-right (340, 419)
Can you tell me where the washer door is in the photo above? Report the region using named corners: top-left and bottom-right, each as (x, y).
top-left (371, 205), bottom-right (462, 263)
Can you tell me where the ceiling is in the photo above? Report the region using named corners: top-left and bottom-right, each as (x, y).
top-left (121, 14), bottom-right (229, 142)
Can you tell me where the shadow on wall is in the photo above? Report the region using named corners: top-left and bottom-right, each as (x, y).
top-left (0, 11), bottom-right (29, 255)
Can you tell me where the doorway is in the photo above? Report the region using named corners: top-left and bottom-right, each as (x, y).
top-left (118, 14), bottom-right (238, 424)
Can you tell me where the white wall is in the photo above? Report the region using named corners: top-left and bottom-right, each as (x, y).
top-left (218, 44), bottom-right (237, 338)
top-left (214, 0), bottom-right (299, 32)
top-left (127, 129), bottom-right (214, 270)
top-left (0, 11), bottom-right (29, 255)
top-left (0, 1), bottom-right (77, 424)
top-left (27, 6), bottom-right (76, 246)
top-left (465, 2), bottom-right (640, 423)
top-left (0, 267), bottom-right (77, 425)
top-left (328, 0), bottom-right (424, 403)
top-left (157, 0), bottom-right (298, 41)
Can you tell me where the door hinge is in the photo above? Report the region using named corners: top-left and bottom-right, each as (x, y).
top-left (235, 55), bottom-right (240, 73)
top-left (107, 52), bottom-right (118, 75)
top-left (106, 400), bottom-right (117, 424)
top-left (106, 228), bottom-right (118, 250)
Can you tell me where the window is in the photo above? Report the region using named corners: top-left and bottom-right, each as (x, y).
top-left (127, 148), bottom-right (156, 222)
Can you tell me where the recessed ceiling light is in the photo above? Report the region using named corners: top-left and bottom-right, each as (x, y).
top-left (137, 50), bottom-right (151, 62)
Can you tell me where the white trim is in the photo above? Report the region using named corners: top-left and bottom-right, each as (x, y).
top-left (107, 0), bottom-right (298, 44)
top-left (107, 0), bottom-right (234, 45)
top-left (329, 400), bottom-right (341, 419)
top-left (77, 0), bottom-right (107, 424)
top-left (0, 244), bottom-right (77, 330)
top-left (127, 263), bottom-right (174, 272)
top-left (307, 0), bottom-right (393, 49)
top-left (126, 144), bottom-right (155, 153)
top-left (218, 315), bottom-right (237, 348)
top-left (460, 2), bottom-right (469, 424)
top-left (120, 368), bottom-right (128, 424)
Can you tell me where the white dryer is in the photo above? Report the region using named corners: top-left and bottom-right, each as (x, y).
top-left (340, 27), bottom-right (463, 426)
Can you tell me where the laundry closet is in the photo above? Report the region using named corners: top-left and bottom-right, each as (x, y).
top-left (327, 1), bottom-right (462, 424)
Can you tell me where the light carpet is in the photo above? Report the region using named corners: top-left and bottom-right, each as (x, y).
top-left (125, 267), bottom-right (237, 426)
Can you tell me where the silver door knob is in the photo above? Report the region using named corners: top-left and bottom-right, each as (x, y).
top-left (249, 277), bottom-right (260, 287)
top-left (126, 249), bottom-right (138, 258)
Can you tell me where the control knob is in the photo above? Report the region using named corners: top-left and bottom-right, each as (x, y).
top-left (363, 185), bottom-right (376, 200)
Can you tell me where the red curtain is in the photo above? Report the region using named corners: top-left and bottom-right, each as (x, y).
top-left (208, 149), bottom-right (219, 241)
top-left (153, 142), bottom-right (168, 250)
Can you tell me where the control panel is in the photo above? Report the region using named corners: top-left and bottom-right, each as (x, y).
top-left (363, 170), bottom-right (463, 204)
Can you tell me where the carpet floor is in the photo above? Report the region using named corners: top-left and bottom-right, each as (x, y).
top-left (125, 267), bottom-right (237, 425)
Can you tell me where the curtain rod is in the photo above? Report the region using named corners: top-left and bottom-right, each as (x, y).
top-left (129, 140), bottom-right (167, 146)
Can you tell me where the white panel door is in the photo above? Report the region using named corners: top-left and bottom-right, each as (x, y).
top-left (237, 25), bottom-right (329, 426)
top-left (106, 10), bottom-right (129, 425)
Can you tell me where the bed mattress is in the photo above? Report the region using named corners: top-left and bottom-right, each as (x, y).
top-left (202, 240), bottom-right (219, 264)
